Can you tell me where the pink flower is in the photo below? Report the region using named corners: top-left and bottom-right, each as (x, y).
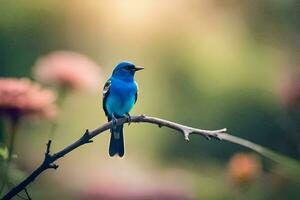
top-left (0, 78), bottom-right (56, 120)
top-left (33, 51), bottom-right (101, 91)
top-left (279, 67), bottom-right (300, 108)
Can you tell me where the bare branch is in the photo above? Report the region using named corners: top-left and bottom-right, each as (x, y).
top-left (1, 114), bottom-right (226, 200)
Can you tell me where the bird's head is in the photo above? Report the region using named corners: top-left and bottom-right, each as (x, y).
top-left (112, 61), bottom-right (144, 81)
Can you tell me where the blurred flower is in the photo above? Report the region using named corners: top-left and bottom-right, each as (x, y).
top-left (228, 153), bottom-right (261, 184)
top-left (279, 66), bottom-right (300, 108)
top-left (58, 161), bottom-right (193, 200)
top-left (0, 78), bottom-right (56, 120)
top-left (0, 78), bottom-right (56, 194)
top-left (79, 183), bottom-right (192, 200)
top-left (33, 51), bottom-right (101, 92)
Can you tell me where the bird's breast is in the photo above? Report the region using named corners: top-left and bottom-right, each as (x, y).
top-left (106, 81), bottom-right (136, 116)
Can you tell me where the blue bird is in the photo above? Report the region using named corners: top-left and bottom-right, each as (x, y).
top-left (102, 61), bottom-right (144, 157)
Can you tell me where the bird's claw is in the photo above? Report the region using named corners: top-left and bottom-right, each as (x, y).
top-left (125, 113), bottom-right (132, 126)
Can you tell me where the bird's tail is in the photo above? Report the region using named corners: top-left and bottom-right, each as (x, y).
top-left (109, 125), bottom-right (124, 157)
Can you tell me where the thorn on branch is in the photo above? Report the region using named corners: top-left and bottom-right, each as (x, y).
top-left (49, 163), bottom-right (59, 170)
top-left (205, 135), bottom-right (212, 140)
top-left (82, 129), bottom-right (92, 143)
top-left (213, 133), bottom-right (222, 141)
top-left (84, 129), bottom-right (89, 136)
top-left (183, 131), bottom-right (190, 142)
top-left (204, 131), bottom-right (224, 141)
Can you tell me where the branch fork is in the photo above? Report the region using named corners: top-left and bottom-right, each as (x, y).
top-left (81, 129), bottom-right (93, 144)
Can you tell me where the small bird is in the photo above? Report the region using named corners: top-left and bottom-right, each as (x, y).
top-left (102, 61), bottom-right (144, 157)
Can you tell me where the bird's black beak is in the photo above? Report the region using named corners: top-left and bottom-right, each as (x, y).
top-left (134, 66), bottom-right (144, 72)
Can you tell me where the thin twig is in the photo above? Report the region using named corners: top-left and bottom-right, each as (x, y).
top-left (24, 188), bottom-right (31, 200)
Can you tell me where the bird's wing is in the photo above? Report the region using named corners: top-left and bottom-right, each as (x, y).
top-left (102, 79), bottom-right (111, 117)
top-left (134, 83), bottom-right (138, 104)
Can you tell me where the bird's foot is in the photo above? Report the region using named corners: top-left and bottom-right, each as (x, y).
top-left (125, 113), bottom-right (132, 126)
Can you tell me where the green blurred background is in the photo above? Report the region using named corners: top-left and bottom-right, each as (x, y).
top-left (0, 0), bottom-right (300, 199)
